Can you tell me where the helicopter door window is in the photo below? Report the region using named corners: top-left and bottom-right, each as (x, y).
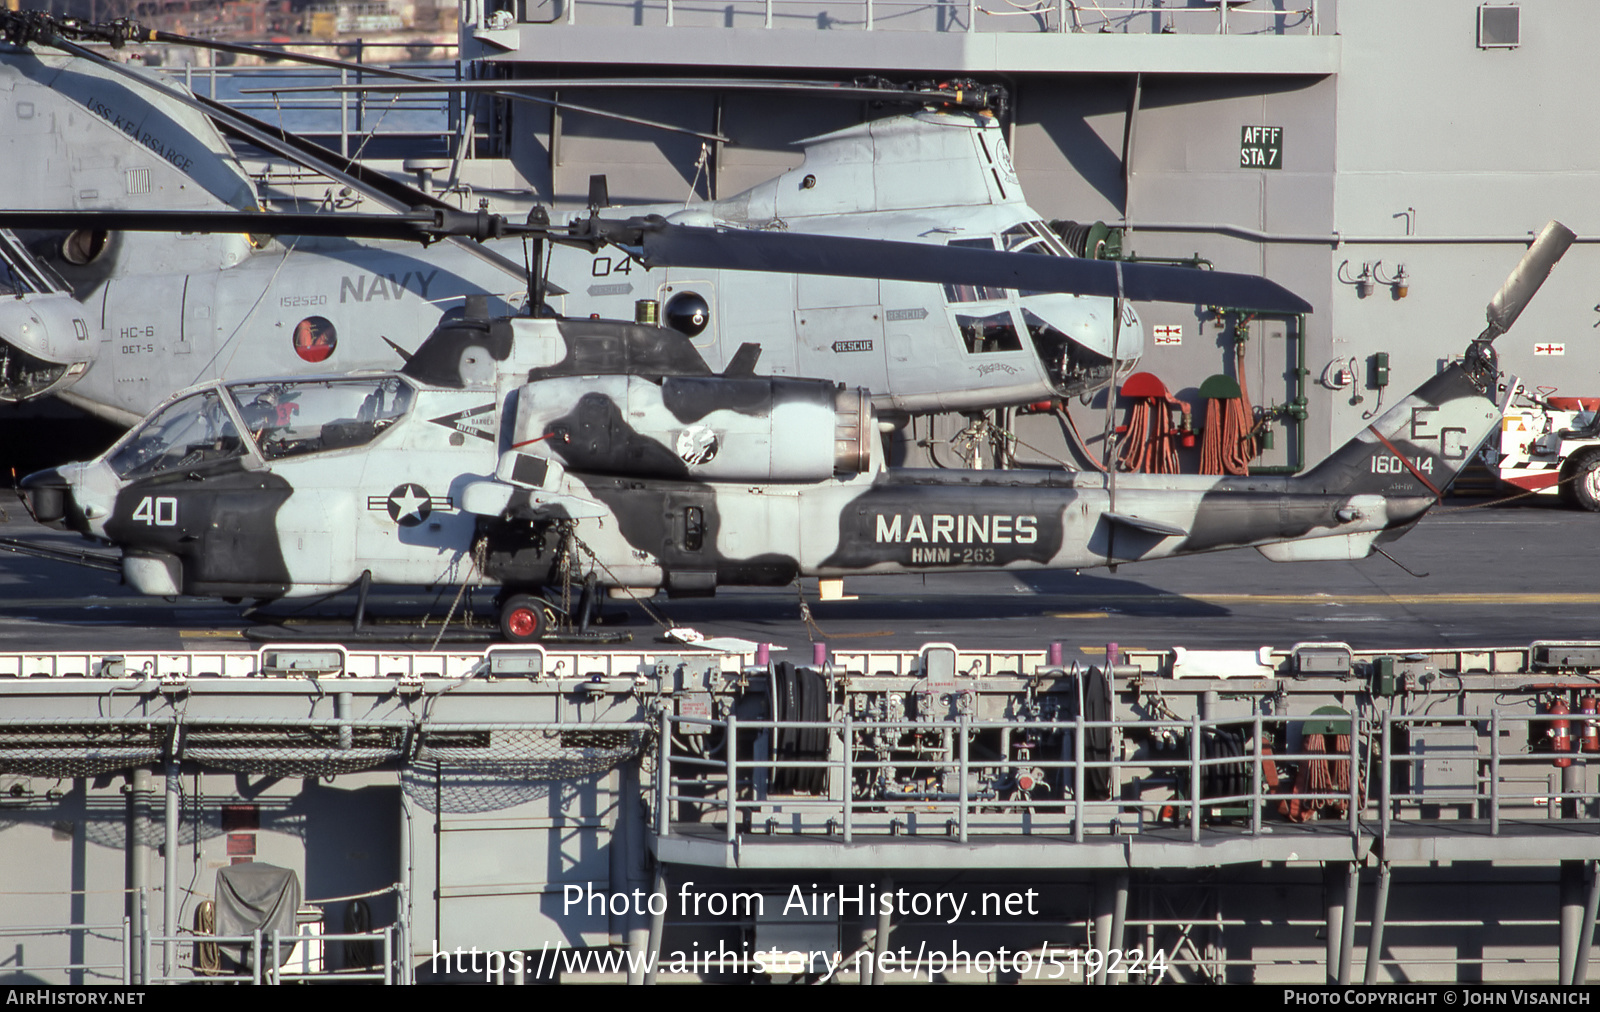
top-left (943, 237), bottom-right (1009, 304)
top-left (227, 377), bottom-right (414, 461)
top-left (109, 390), bottom-right (246, 480)
top-left (956, 311), bottom-right (1024, 355)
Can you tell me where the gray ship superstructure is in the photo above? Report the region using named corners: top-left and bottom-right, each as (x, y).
top-left (4, 640), bottom-right (1600, 984)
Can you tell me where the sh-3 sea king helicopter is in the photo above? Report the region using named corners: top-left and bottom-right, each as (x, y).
top-left (0, 10), bottom-right (1301, 435)
top-left (17, 210), bottom-right (1573, 641)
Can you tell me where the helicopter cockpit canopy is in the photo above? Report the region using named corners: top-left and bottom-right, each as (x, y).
top-left (231, 377), bottom-right (413, 461)
top-left (108, 376), bottom-right (416, 480)
top-left (109, 388), bottom-right (245, 480)
top-left (942, 220), bottom-right (1135, 396)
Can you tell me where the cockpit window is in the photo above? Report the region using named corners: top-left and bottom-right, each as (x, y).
top-left (110, 390), bottom-right (246, 480)
top-left (228, 376), bottom-right (413, 461)
top-left (957, 311), bottom-right (1024, 354)
top-left (944, 226), bottom-right (1072, 304)
top-left (944, 236), bottom-right (1010, 304)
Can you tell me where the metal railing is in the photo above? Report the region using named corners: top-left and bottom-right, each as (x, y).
top-left (657, 707), bottom-right (1600, 845)
top-left (2, 885), bottom-right (411, 985)
top-left (0, 921), bottom-right (132, 984)
top-left (493, 0), bottom-right (1322, 34)
top-left (0, 641), bottom-right (747, 679)
top-left (142, 922), bottom-right (406, 985)
top-left (0, 715), bottom-right (649, 781)
top-left (52, 39), bottom-right (466, 161)
top-left (170, 52), bottom-right (462, 160)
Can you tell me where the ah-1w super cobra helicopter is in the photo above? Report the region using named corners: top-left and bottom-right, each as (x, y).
top-left (0, 10), bottom-right (1295, 433)
top-left (18, 207), bottom-right (1572, 641)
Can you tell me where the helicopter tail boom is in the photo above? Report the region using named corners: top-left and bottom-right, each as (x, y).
top-left (1288, 363), bottom-right (1511, 503)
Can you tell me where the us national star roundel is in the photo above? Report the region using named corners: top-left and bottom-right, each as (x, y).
top-left (385, 483), bottom-right (431, 526)
top-left (366, 485), bottom-right (453, 526)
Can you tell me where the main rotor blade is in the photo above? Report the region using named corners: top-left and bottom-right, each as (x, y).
top-left (1485, 220), bottom-right (1575, 338)
top-left (153, 31), bottom-right (442, 82)
top-left (43, 36), bottom-right (436, 215)
top-left (1, 11), bottom-right (1000, 116)
top-left (23, 29), bottom-right (531, 285)
top-left (638, 225), bottom-right (1314, 313)
top-left (0, 208), bottom-right (465, 242)
top-left (243, 77), bottom-right (998, 107)
top-left (239, 78), bottom-right (1005, 138)
top-left (0, 208), bottom-right (1314, 311)
top-left (120, 29), bottom-right (728, 143)
top-left (189, 98), bottom-right (534, 283)
top-left (194, 95), bottom-right (459, 214)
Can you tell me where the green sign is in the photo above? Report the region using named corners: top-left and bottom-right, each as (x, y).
top-left (1240, 125), bottom-right (1282, 169)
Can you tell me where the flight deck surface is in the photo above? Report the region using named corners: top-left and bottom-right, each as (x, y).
top-left (2, 494), bottom-right (1591, 653)
top-left (7, 493), bottom-right (1600, 986)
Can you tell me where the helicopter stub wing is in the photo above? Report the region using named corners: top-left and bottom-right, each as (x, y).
top-left (1103, 511), bottom-right (1190, 538)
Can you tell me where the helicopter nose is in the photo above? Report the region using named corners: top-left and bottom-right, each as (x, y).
top-left (1019, 293), bottom-right (1146, 361)
top-left (20, 467), bottom-right (73, 526)
top-left (0, 297), bottom-right (77, 402)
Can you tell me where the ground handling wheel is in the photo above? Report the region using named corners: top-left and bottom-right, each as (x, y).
top-left (499, 593), bottom-right (553, 643)
top-left (1572, 453), bottom-right (1600, 512)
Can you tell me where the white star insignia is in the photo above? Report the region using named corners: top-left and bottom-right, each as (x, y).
top-left (390, 485), bottom-right (428, 522)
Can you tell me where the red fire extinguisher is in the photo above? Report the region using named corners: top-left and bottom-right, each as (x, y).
top-left (1548, 695), bottom-right (1575, 768)
top-left (1580, 695), bottom-right (1600, 753)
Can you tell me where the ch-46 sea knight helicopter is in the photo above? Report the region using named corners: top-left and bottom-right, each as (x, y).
top-left (17, 213), bottom-right (1572, 642)
top-left (0, 10), bottom-right (1297, 434)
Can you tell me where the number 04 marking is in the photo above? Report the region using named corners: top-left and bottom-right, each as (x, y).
top-left (590, 256), bottom-right (633, 277)
top-left (132, 496), bottom-right (178, 526)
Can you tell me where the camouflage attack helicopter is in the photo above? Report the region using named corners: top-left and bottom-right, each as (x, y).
top-left (0, 11), bottom-right (1294, 432)
top-left (18, 214), bottom-right (1572, 641)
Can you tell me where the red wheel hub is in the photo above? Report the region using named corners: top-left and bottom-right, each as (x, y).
top-left (506, 607), bottom-right (538, 638)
